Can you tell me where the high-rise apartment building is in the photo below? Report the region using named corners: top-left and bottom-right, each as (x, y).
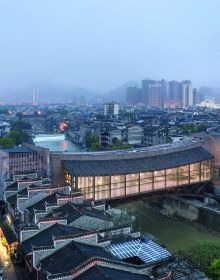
top-left (128, 78), bottom-right (197, 109)
top-left (182, 80), bottom-right (194, 107)
top-left (142, 79), bottom-right (164, 107)
top-left (168, 81), bottom-right (182, 108)
top-left (33, 89), bottom-right (38, 106)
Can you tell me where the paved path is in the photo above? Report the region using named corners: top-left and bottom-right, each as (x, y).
top-left (0, 240), bottom-right (17, 280)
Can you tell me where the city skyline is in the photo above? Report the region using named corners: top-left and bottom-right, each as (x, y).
top-left (0, 0), bottom-right (220, 97)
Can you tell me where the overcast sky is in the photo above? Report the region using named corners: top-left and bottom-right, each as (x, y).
top-left (0, 0), bottom-right (220, 92)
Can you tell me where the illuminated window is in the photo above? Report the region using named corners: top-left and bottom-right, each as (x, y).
top-left (166, 168), bottom-right (178, 188)
top-left (126, 173), bottom-right (139, 195)
top-left (111, 175), bottom-right (125, 198)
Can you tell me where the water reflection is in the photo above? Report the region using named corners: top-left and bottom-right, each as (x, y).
top-left (114, 201), bottom-right (220, 252)
top-left (34, 134), bottom-right (79, 152)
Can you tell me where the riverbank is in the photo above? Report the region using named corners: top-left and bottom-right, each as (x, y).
top-left (114, 200), bottom-right (220, 252)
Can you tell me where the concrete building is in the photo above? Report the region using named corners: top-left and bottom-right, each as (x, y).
top-left (0, 122), bottom-right (10, 136)
top-left (21, 113), bottom-right (47, 134)
top-left (3, 148), bottom-right (41, 179)
top-left (142, 79), bottom-right (163, 107)
top-left (144, 127), bottom-right (169, 146)
top-left (104, 103), bottom-right (119, 116)
top-left (0, 145), bottom-right (50, 185)
top-left (127, 125), bottom-right (143, 145)
top-left (100, 128), bottom-right (124, 148)
top-left (32, 89), bottom-right (38, 106)
top-left (182, 80), bottom-right (194, 107)
top-left (167, 80), bottom-right (182, 108)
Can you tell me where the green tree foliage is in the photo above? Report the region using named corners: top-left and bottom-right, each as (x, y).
top-left (91, 142), bottom-right (102, 151)
top-left (210, 259), bottom-right (220, 280)
top-left (183, 242), bottom-right (220, 277)
top-left (10, 120), bottom-right (31, 130)
top-left (0, 129), bottom-right (31, 149)
top-left (0, 138), bottom-right (15, 148)
top-left (111, 138), bottom-right (131, 150)
top-left (180, 123), bottom-right (208, 133)
top-left (8, 129), bottom-right (30, 145)
top-left (85, 132), bottom-right (99, 151)
top-left (8, 130), bottom-right (25, 145)
top-left (111, 137), bottom-right (118, 145)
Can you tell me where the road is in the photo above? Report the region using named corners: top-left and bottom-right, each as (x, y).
top-left (0, 238), bottom-right (17, 280)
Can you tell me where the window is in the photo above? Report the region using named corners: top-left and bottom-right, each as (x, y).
top-left (140, 172), bottom-right (153, 192)
top-left (166, 168), bottom-right (178, 188)
top-left (190, 163), bottom-right (200, 183)
top-left (111, 175), bottom-right (125, 198)
top-left (154, 170), bottom-right (165, 190)
top-left (126, 173), bottom-right (139, 195)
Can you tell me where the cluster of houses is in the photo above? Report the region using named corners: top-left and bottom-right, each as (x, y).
top-left (0, 172), bottom-right (209, 280)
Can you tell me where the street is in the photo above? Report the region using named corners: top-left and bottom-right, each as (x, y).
top-left (0, 238), bottom-right (17, 280)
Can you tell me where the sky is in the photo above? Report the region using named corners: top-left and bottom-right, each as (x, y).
top-left (0, 0), bottom-right (220, 94)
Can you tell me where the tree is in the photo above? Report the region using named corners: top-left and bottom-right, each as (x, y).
top-left (210, 259), bottom-right (220, 280)
top-left (182, 242), bottom-right (220, 277)
top-left (91, 142), bottom-right (102, 151)
top-left (111, 137), bottom-right (118, 145)
top-left (85, 132), bottom-right (100, 151)
top-left (111, 139), bottom-right (131, 150)
top-left (10, 120), bottom-right (31, 130)
top-left (0, 138), bottom-right (15, 148)
top-left (8, 129), bottom-right (31, 145)
top-left (8, 130), bottom-right (24, 145)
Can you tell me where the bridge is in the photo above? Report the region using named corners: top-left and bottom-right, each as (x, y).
top-left (49, 141), bottom-right (214, 201)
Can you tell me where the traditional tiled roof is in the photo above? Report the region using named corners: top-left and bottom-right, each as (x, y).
top-left (5, 182), bottom-right (18, 191)
top-left (41, 241), bottom-right (116, 276)
top-left (75, 265), bottom-right (151, 280)
top-left (43, 202), bottom-right (111, 224)
top-left (21, 223), bottom-right (86, 254)
top-left (63, 147), bottom-right (213, 176)
top-left (6, 188), bottom-right (28, 205)
top-left (26, 193), bottom-right (58, 220)
top-left (43, 202), bottom-right (82, 224)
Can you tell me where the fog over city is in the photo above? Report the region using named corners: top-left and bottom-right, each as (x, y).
top-left (1, 0), bottom-right (220, 102)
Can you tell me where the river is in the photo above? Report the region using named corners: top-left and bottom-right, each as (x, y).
top-left (114, 201), bottom-right (220, 252)
top-left (33, 134), bottom-right (79, 152)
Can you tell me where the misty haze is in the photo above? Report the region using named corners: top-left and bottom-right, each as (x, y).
top-left (0, 0), bottom-right (220, 103)
top-left (1, 2), bottom-right (220, 280)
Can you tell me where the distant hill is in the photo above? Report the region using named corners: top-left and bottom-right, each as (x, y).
top-left (0, 83), bottom-right (96, 103)
top-left (0, 81), bottom-right (139, 104)
top-left (2, 81), bottom-right (220, 105)
top-left (103, 81), bottom-right (138, 103)
top-left (199, 86), bottom-right (220, 102)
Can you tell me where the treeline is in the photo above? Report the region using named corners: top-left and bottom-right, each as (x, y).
top-left (180, 123), bottom-right (208, 133)
top-left (0, 121), bottom-right (31, 149)
top-left (183, 242), bottom-right (220, 279)
top-left (85, 132), bottom-right (131, 151)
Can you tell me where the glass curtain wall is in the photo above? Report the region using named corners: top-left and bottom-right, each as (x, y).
top-left (166, 168), bottom-right (178, 188)
top-left (201, 160), bottom-right (211, 181)
top-left (111, 175), bottom-right (125, 198)
top-left (140, 172), bottom-right (153, 192)
top-left (95, 176), bottom-right (110, 200)
top-left (190, 163), bottom-right (200, 183)
top-left (126, 173), bottom-right (139, 195)
top-left (66, 159), bottom-right (212, 200)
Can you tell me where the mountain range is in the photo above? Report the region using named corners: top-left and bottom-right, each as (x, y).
top-left (0, 82), bottom-right (220, 104)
